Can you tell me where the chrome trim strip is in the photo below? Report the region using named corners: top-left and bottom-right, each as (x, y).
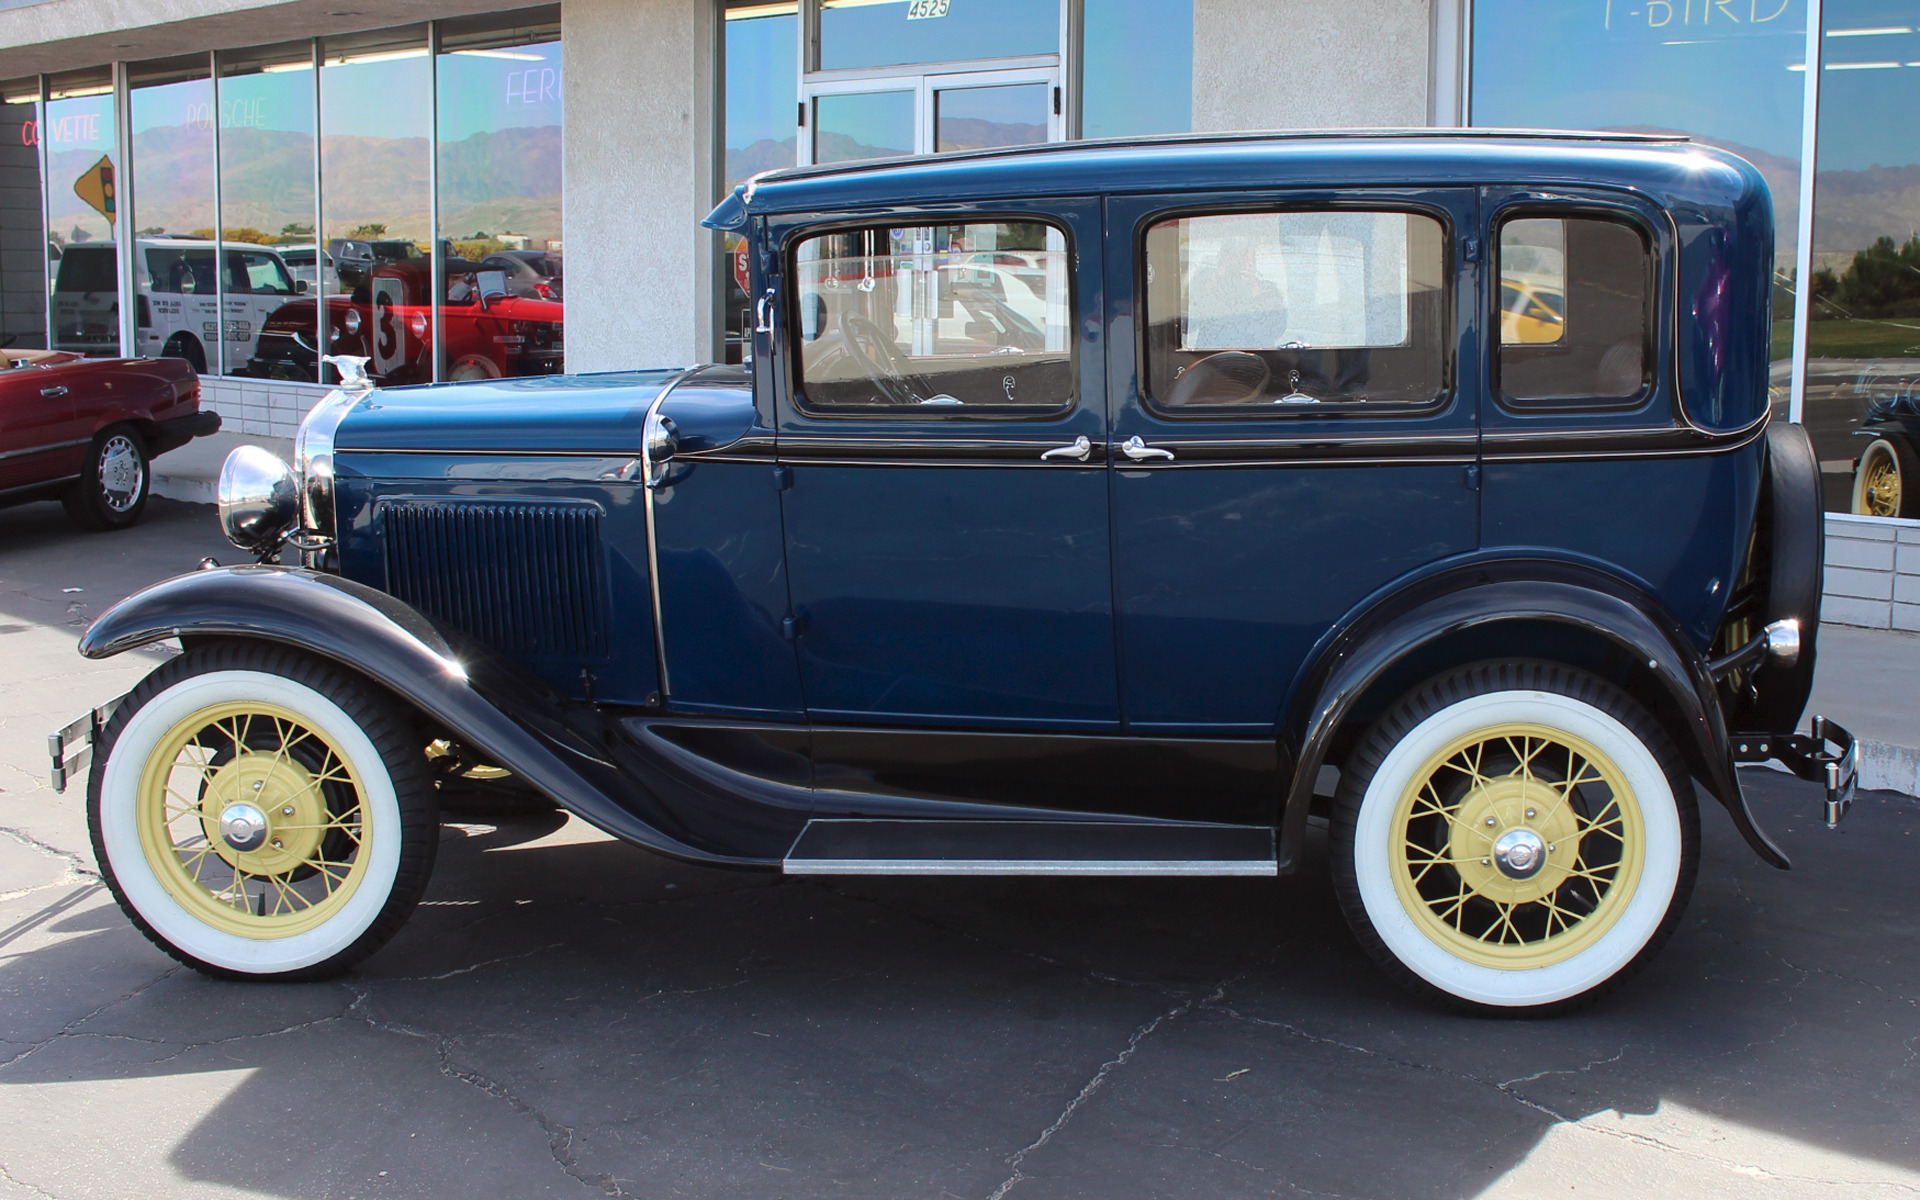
top-left (781, 859), bottom-right (1277, 876)
top-left (0, 437), bottom-right (88, 463)
top-left (641, 365), bottom-right (706, 701)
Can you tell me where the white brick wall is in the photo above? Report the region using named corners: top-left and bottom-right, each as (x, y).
top-left (196, 376), bottom-right (333, 440)
top-left (1823, 512), bottom-right (1920, 630)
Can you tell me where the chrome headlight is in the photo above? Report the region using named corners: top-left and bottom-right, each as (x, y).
top-left (217, 445), bottom-right (299, 553)
top-left (293, 386), bottom-right (359, 541)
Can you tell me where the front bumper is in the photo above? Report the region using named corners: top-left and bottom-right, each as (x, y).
top-left (1733, 714), bottom-right (1860, 828)
top-left (48, 697), bottom-right (120, 793)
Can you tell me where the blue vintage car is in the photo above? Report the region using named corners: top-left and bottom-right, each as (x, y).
top-left (54, 132), bottom-right (1857, 1013)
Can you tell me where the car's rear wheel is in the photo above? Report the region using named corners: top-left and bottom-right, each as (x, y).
top-left (88, 644), bottom-right (438, 980)
top-left (62, 425), bottom-right (150, 531)
top-left (1331, 661), bottom-right (1698, 1014)
top-left (161, 332), bottom-right (207, 375)
top-left (448, 355), bottom-right (500, 382)
top-left (1852, 436), bottom-right (1918, 518)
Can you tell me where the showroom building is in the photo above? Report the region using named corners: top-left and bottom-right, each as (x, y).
top-left (0, 0), bottom-right (1913, 621)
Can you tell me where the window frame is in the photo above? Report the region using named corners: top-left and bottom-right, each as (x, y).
top-left (1134, 198), bottom-right (1457, 421)
top-left (1490, 204), bottom-right (1659, 414)
top-left (782, 210), bottom-right (1080, 420)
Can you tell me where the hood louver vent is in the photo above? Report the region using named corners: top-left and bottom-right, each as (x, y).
top-left (381, 499), bottom-right (608, 659)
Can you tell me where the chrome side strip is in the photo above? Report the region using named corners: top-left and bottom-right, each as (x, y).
top-left (641, 365), bottom-right (707, 701)
top-left (781, 858), bottom-right (1277, 876)
top-left (0, 436), bottom-right (88, 463)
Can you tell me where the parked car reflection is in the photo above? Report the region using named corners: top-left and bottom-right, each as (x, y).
top-left (243, 258), bottom-right (562, 385)
top-left (479, 250), bottom-right (563, 300)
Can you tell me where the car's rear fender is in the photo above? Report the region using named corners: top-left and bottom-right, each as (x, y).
top-left (1276, 556), bottom-right (1789, 873)
top-left (78, 565), bottom-right (804, 867)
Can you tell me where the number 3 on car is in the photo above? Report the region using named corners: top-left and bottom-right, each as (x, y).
top-left (57, 132), bottom-right (1858, 1013)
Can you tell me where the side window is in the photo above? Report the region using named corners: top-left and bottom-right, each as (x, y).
top-left (792, 220), bottom-right (1072, 411)
top-left (1497, 215), bottom-right (1650, 405)
top-left (1143, 210), bottom-right (1448, 410)
top-left (240, 252), bottom-right (295, 296)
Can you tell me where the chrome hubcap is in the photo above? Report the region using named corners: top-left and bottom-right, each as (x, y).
top-left (98, 435), bottom-right (144, 511)
top-left (217, 802), bottom-right (270, 853)
top-left (1491, 827), bottom-right (1549, 880)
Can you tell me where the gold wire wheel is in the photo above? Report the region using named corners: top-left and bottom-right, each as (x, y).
top-left (135, 701), bottom-right (370, 939)
top-left (1389, 722), bottom-right (1646, 969)
top-left (1857, 442), bottom-right (1903, 518)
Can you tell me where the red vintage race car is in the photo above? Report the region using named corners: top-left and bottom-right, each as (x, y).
top-left (244, 258), bottom-right (563, 386)
top-left (0, 350), bottom-right (218, 530)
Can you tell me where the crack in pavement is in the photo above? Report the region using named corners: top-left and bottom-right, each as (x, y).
top-left (985, 979), bottom-right (1231, 1200)
top-left (1206, 1003), bottom-right (1920, 1194)
top-left (0, 1157), bottom-right (58, 1200)
top-left (0, 827), bottom-right (97, 884)
top-left (342, 984), bottom-right (631, 1198)
top-left (0, 966), bottom-right (181, 1074)
top-left (387, 942), bottom-right (565, 982)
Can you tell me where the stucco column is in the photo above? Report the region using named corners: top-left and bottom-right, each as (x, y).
top-left (562, 0), bottom-right (717, 372)
top-left (1192, 0), bottom-right (1432, 132)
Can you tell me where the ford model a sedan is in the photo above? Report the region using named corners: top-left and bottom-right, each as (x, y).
top-left (55, 132), bottom-right (1858, 1013)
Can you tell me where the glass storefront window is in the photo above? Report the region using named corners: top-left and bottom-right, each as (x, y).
top-left (0, 78), bottom-right (46, 354)
top-left (45, 68), bottom-right (119, 357)
top-left (320, 25), bottom-right (432, 387)
top-left (933, 81), bottom-right (1048, 151)
top-left (128, 56), bottom-right (220, 374)
top-left (723, 0), bottom-right (799, 363)
top-left (817, 0), bottom-right (1057, 72)
top-left (1805, 2), bottom-right (1920, 517)
top-left (1470, 0), bottom-right (1806, 407)
top-left (437, 9), bottom-right (563, 380)
top-left (813, 90), bottom-right (915, 162)
top-left (220, 41), bottom-right (319, 383)
top-left (1081, 0), bottom-right (1192, 139)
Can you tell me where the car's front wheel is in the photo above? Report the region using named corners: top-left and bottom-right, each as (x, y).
top-left (62, 425), bottom-right (150, 531)
top-left (1332, 661), bottom-right (1698, 1014)
top-left (88, 644), bottom-right (438, 980)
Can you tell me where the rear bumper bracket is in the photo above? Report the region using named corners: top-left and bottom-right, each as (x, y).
top-left (1732, 714), bottom-right (1860, 828)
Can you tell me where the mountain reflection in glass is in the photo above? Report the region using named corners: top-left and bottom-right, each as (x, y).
top-left (814, 92), bottom-right (914, 163)
top-left (934, 83), bottom-right (1048, 153)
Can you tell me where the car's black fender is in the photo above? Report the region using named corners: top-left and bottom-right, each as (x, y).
top-left (1275, 557), bottom-right (1789, 872)
top-left (78, 565), bottom-right (808, 867)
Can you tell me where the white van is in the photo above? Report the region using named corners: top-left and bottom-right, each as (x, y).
top-left (53, 238), bottom-right (305, 371)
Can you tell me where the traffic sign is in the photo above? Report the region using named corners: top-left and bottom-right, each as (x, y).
top-left (73, 155), bottom-right (115, 223)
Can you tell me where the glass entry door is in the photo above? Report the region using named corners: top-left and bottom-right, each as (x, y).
top-left (802, 66), bottom-right (1060, 165)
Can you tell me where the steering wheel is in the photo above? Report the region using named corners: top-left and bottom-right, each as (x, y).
top-left (837, 311), bottom-right (932, 406)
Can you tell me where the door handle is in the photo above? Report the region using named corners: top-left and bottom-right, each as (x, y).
top-left (40, 385), bottom-right (67, 397)
top-left (1119, 435), bottom-right (1173, 462)
top-left (1040, 435), bottom-right (1091, 461)
top-left (754, 288), bottom-right (775, 333)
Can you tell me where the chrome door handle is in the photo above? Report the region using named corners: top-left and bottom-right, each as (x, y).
top-left (1040, 435), bottom-right (1091, 461)
top-left (754, 288), bottom-right (775, 333)
top-left (40, 386), bottom-right (67, 397)
top-left (1119, 435), bottom-right (1173, 462)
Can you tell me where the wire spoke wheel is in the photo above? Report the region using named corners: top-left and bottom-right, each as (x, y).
top-left (134, 700), bottom-right (371, 939)
top-left (1390, 722), bottom-right (1645, 969)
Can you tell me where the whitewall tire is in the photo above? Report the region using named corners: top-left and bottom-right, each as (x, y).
top-left (1331, 661), bottom-right (1699, 1014)
top-left (88, 644), bottom-right (438, 980)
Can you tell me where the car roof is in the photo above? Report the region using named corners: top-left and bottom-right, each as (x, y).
top-left (714, 129), bottom-right (1763, 226)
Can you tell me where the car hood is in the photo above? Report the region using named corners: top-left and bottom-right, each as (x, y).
top-left (334, 369), bottom-right (686, 455)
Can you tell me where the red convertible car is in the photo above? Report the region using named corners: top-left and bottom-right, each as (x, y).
top-left (0, 350), bottom-right (217, 530)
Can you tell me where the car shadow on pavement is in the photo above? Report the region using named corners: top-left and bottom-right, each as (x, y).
top-left (0, 770), bottom-right (1915, 1199)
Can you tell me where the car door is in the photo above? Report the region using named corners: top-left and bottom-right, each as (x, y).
top-left (770, 200), bottom-right (1123, 801)
top-left (1105, 190), bottom-right (1482, 747)
top-left (0, 358), bottom-right (82, 493)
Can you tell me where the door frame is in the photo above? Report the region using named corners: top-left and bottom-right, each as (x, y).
top-left (798, 64), bottom-right (1062, 166)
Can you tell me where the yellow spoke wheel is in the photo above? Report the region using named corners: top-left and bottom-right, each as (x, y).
top-left (1390, 722), bottom-right (1646, 970)
top-left (134, 700), bottom-right (370, 939)
top-left (1853, 438), bottom-right (1913, 519)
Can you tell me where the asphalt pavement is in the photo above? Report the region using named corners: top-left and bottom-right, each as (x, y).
top-left (1, 498), bottom-right (1917, 1200)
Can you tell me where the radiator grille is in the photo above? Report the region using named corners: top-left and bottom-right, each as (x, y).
top-left (382, 499), bottom-right (608, 658)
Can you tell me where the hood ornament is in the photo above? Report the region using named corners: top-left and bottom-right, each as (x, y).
top-left (321, 355), bottom-right (374, 394)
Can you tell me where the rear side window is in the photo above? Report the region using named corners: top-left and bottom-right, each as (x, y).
top-left (1497, 215), bottom-right (1651, 405)
top-left (57, 248), bottom-right (120, 293)
top-left (1143, 210), bottom-right (1449, 410)
top-left (792, 220), bottom-right (1072, 411)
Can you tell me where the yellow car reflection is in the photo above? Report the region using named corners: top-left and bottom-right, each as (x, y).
top-left (1500, 278), bottom-right (1565, 345)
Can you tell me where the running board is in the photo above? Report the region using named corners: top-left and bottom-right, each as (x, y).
top-left (782, 819), bottom-right (1276, 876)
